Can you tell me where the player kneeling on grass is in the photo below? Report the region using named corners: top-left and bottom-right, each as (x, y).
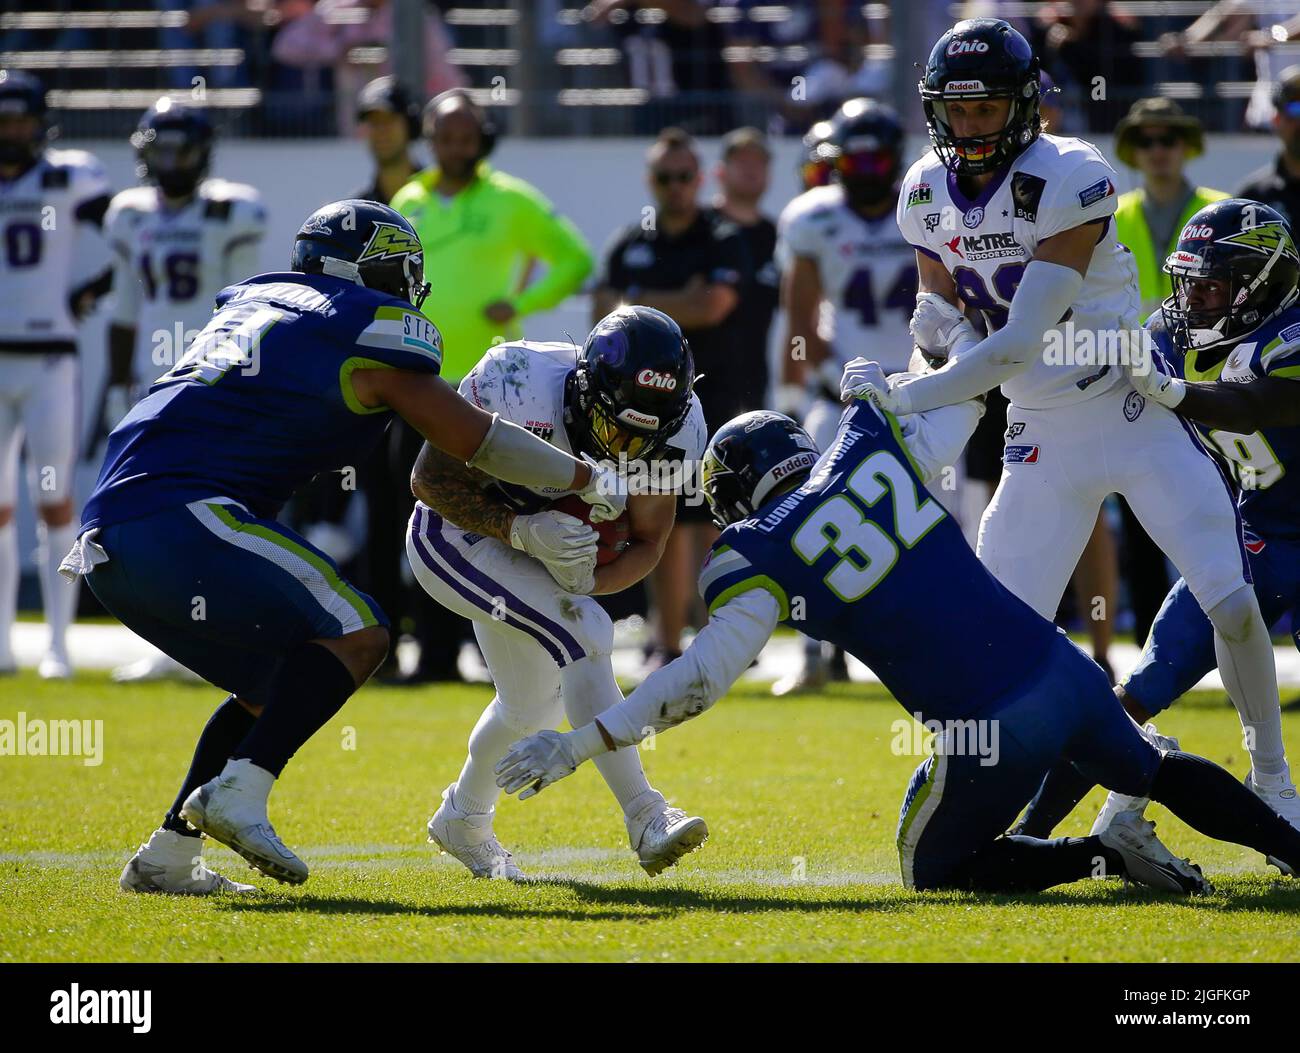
top-left (63, 200), bottom-right (623, 895)
top-left (406, 306), bottom-right (709, 879)
top-left (495, 399), bottom-right (1300, 894)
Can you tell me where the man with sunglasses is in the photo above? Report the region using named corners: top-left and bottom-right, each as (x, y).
top-left (593, 127), bottom-right (749, 672)
top-left (1237, 66), bottom-right (1300, 231)
top-left (772, 98), bottom-right (918, 694)
top-left (406, 306), bottom-right (710, 880)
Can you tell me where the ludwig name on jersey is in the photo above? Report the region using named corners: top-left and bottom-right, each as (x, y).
top-left (81, 272), bottom-right (443, 531)
top-left (777, 184), bottom-right (917, 373)
top-left (1151, 305), bottom-right (1300, 542)
top-left (105, 178), bottom-right (266, 362)
top-left (897, 134), bottom-right (1141, 409)
top-left (0, 148), bottom-right (112, 351)
top-left (453, 340), bottom-right (708, 517)
top-left (697, 399), bottom-right (1059, 719)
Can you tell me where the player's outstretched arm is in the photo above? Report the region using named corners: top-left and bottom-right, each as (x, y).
top-left (876, 224), bottom-right (1095, 415)
top-left (351, 368), bottom-right (622, 515)
top-left (495, 589), bottom-right (780, 799)
top-left (1131, 369), bottom-right (1300, 433)
top-left (410, 442), bottom-right (517, 542)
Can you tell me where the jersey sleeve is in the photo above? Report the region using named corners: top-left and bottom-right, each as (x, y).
top-left (778, 199), bottom-right (820, 262)
top-left (1259, 321), bottom-right (1300, 380)
top-left (222, 190), bottom-right (268, 284)
top-left (455, 344), bottom-right (530, 421)
top-left (697, 538), bottom-right (791, 618)
top-left (666, 394), bottom-right (707, 463)
top-left (1034, 152), bottom-right (1119, 241)
top-left (70, 153), bottom-right (112, 228)
top-left (350, 299), bottom-right (444, 375)
top-left (896, 161), bottom-right (937, 258)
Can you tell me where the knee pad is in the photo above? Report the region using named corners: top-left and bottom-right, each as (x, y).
top-left (490, 691), bottom-right (562, 738)
top-left (1206, 584), bottom-right (1262, 645)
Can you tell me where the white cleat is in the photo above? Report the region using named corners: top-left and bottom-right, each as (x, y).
top-left (1090, 723), bottom-right (1179, 836)
top-left (119, 827), bottom-right (257, 895)
top-left (427, 789), bottom-right (525, 880)
top-left (1099, 812), bottom-right (1210, 894)
top-left (112, 651), bottom-right (200, 683)
top-left (37, 651), bottom-right (72, 680)
top-left (1244, 770), bottom-right (1300, 875)
top-left (627, 799), bottom-right (709, 876)
top-left (180, 759), bottom-right (308, 885)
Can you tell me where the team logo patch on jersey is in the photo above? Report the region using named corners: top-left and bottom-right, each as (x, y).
top-left (1123, 390), bottom-right (1145, 421)
top-left (906, 183), bottom-right (933, 209)
top-left (1011, 172), bottom-right (1045, 222)
top-left (1077, 177), bottom-right (1115, 209)
top-left (358, 222), bottom-right (421, 262)
top-left (923, 212), bottom-right (941, 232)
top-left (963, 206), bottom-right (984, 229)
top-left (943, 235), bottom-right (963, 257)
top-left (1005, 421), bottom-right (1027, 441)
top-left (1003, 444), bottom-right (1039, 464)
top-left (1279, 323), bottom-right (1300, 343)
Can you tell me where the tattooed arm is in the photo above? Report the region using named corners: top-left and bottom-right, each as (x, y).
top-left (410, 440), bottom-right (517, 543)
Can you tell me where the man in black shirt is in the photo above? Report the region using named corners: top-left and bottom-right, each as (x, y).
top-left (593, 127), bottom-right (750, 670)
top-left (711, 127), bottom-right (777, 423)
top-left (1236, 66), bottom-right (1300, 229)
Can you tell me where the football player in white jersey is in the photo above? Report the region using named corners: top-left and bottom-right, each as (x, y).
top-left (844, 18), bottom-right (1300, 823)
top-left (406, 307), bottom-right (710, 879)
top-left (0, 70), bottom-right (112, 678)
top-left (101, 98), bottom-right (265, 683)
top-left (774, 98), bottom-right (919, 694)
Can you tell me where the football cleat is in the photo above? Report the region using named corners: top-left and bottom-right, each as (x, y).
top-left (1098, 812), bottom-right (1210, 895)
top-left (37, 651), bottom-right (72, 680)
top-left (1090, 723), bottom-right (1179, 836)
top-left (119, 827), bottom-right (256, 895)
top-left (112, 650), bottom-right (199, 683)
top-left (1245, 770), bottom-right (1300, 874)
top-left (427, 789), bottom-right (525, 880)
top-left (627, 800), bottom-right (709, 876)
top-left (180, 759), bottom-right (308, 885)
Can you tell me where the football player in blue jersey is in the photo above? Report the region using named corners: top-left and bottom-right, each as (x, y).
top-left (65, 200), bottom-right (626, 894)
top-left (492, 399), bottom-right (1300, 893)
top-left (1019, 199), bottom-right (1300, 840)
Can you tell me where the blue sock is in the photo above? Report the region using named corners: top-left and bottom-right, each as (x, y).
top-left (955, 834), bottom-right (1120, 892)
top-left (164, 695), bottom-right (257, 836)
top-left (231, 642), bottom-right (356, 777)
top-left (1012, 761), bottom-right (1095, 837)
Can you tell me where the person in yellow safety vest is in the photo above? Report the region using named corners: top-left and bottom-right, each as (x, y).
top-left (1113, 97), bottom-right (1228, 321)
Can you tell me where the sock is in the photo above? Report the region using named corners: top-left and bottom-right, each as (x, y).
top-left (231, 642), bottom-right (356, 777)
top-left (36, 519), bottom-right (76, 659)
top-left (1150, 751), bottom-right (1300, 870)
top-left (451, 697), bottom-right (535, 815)
top-left (163, 695), bottom-right (258, 836)
top-left (1208, 586), bottom-right (1288, 778)
top-left (0, 520), bottom-right (15, 665)
top-left (560, 654), bottom-right (656, 815)
top-left (1011, 761), bottom-right (1096, 837)
top-left (956, 834), bottom-right (1119, 892)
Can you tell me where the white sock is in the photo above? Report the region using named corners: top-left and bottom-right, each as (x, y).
top-left (36, 519), bottom-right (76, 660)
top-left (451, 697), bottom-right (527, 815)
top-left (0, 520), bottom-right (15, 666)
top-left (1208, 586), bottom-right (1289, 780)
top-left (560, 654), bottom-right (658, 815)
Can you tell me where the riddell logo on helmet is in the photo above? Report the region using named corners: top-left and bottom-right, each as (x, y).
top-left (946, 39), bottom-right (990, 56)
top-left (636, 368), bottom-right (678, 391)
top-left (944, 80), bottom-right (987, 95)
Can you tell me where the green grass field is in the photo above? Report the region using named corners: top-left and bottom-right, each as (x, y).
top-left (3, 670), bottom-right (1300, 962)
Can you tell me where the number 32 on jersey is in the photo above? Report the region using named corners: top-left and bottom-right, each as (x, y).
top-left (792, 450), bottom-right (946, 601)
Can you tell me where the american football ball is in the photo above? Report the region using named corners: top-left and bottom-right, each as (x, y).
top-left (547, 494), bottom-right (631, 566)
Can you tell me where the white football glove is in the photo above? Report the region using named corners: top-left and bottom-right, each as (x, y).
top-left (510, 510), bottom-right (597, 564)
top-left (544, 548), bottom-right (598, 595)
top-left (840, 357), bottom-right (905, 414)
top-left (1125, 343), bottom-right (1187, 409)
top-left (576, 454), bottom-right (627, 523)
top-left (494, 729), bottom-right (582, 799)
top-left (909, 293), bottom-right (979, 364)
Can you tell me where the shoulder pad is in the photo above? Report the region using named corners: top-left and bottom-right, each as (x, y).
top-left (204, 198), bottom-right (233, 221)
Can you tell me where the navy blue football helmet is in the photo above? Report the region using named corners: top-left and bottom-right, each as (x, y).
top-left (131, 98), bottom-right (214, 198)
top-left (564, 306), bottom-right (695, 464)
top-left (0, 69), bottom-right (50, 166)
top-left (290, 199), bottom-right (431, 309)
top-left (821, 98), bottom-right (905, 206)
top-left (919, 19), bottom-right (1041, 176)
top-left (701, 412), bottom-right (820, 529)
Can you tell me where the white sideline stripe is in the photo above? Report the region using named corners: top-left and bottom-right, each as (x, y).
top-left (8, 621), bottom-right (1300, 690)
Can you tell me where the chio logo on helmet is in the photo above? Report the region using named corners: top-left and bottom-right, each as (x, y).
top-left (636, 368), bottom-right (677, 391)
top-left (946, 39), bottom-right (990, 56)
